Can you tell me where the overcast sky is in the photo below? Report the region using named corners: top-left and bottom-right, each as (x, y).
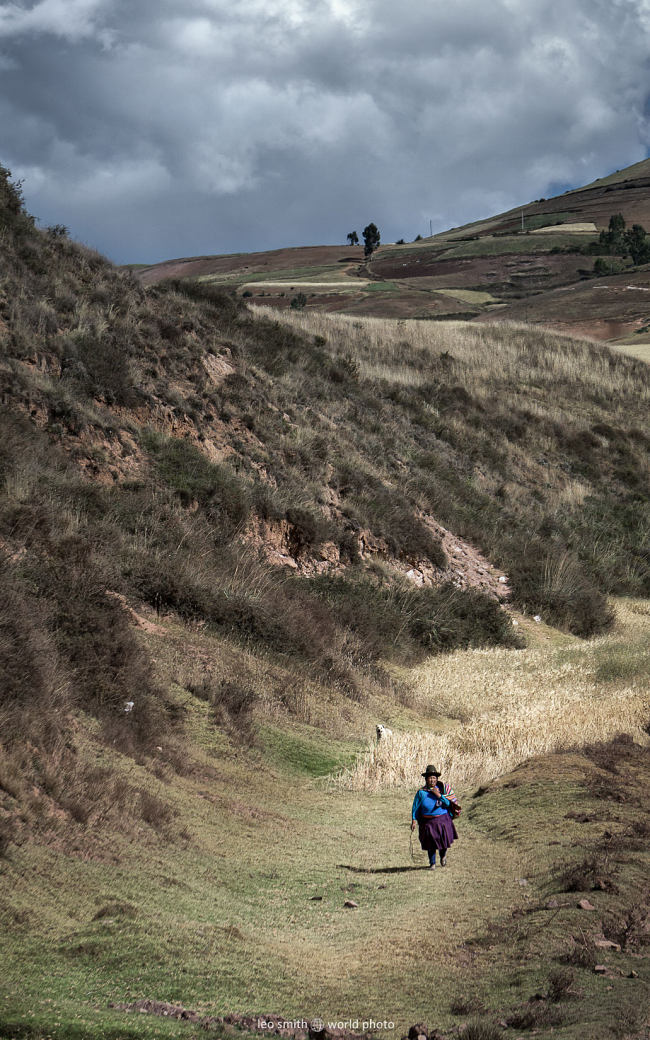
top-left (2, 0), bottom-right (650, 264)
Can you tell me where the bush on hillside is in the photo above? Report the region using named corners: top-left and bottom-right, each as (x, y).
top-left (161, 278), bottom-right (240, 317)
top-left (142, 430), bottom-right (252, 528)
top-left (0, 568), bottom-right (66, 747)
top-left (285, 506), bottom-right (333, 551)
top-left (383, 507), bottom-right (446, 567)
top-left (0, 164), bottom-right (34, 237)
top-left (507, 544), bottom-right (614, 637)
top-left (353, 484), bottom-right (447, 568)
top-left (310, 573), bottom-right (520, 660)
top-left (62, 330), bottom-right (135, 405)
top-left (210, 679), bottom-right (258, 745)
top-left (31, 548), bottom-right (166, 743)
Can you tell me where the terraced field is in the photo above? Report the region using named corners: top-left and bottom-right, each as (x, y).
top-left (135, 158), bottom-right (650, 342)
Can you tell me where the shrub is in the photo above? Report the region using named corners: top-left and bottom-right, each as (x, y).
top-left (560, 933), bottom-right (599, 969)
top-left (593, 256), bottom-right (625, 276)
top-left (310, 574), bottom-right (519, 660)
top-left (384, 508), bottom-right (446, 567)
top-left (559, 854), bottom-right (613, 893)
top-left (210, 679), bottom-right (258, 744)
top-left (139, 789), bottom-right (174, 830)
top-left (0, 164), bottom-right (34, 237)
top-left (26, 547), bottom-right (166, 748)
top-left (547, 968), bottom-right (575, 1002)
top-left (459, 1024), bottom-right (503, 1040)
top-left (0, 571), bottom-right (66, 747)
top-left (0, 814), bottom-right (18, 858)
top-left (64, 331), bottom-right (135, 405)
top-left (507, 545), bottom-right (614, 637)
top-left (327, 355), bottom-right (359, 383)
top-left (358, 487), bottom-right (446, 567)
top-left (238, 313), bottom-right (313, 374)
top-left (142, 430), bottom-right (251, 529)
top-left (407, 582), bottom-right (521, 652)
top-left (285, 506), bottom-right (332, 552)
top-left (162, 278), bottom-right (240, 317)
top-left (505, 1003), bottom-right (564, 1030)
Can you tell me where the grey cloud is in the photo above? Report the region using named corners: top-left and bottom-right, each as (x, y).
top-left (2, 0), bottom-right (650, 262)
top-left (0, 0), bottom-right (113, 41)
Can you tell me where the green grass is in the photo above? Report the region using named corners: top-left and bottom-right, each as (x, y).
top-left (521, 211), bottom-right (580, 230)
top-left (2, 695), bottom-right (649, 1039)
top-left (439, 232), bottom-right (597, 258)
top-left (259, 724), bottom-right (361, 776)
top-left (571, 156), bottom-right (650, 191)
top-left (361, 281), bottom-right (400, 293)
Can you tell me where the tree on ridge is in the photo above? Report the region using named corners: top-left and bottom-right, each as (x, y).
top-left (362, 223), bottom-right (380, 258)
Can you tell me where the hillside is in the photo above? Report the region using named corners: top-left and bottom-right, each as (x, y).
top-left (136, 158), bottom-right (650, 350)
top-left (1, 165), bottom-right (649, 1040)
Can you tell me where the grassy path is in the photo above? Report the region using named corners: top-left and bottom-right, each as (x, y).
top-left (1, 601), bottom-right (649, 1038)
top-left (1, 779), bottom-right (533, 1036)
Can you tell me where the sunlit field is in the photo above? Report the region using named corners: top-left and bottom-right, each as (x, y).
top-left (339, 599), bottom-right (650, 790)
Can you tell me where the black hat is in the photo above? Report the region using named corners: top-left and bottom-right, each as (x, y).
top-left (421, 764), bottom-right (441, 778)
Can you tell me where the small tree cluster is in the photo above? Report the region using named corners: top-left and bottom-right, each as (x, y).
top-left (593, 213), bottom-right (650, 272)
top-left (346, 225), bottom-right (381, 258)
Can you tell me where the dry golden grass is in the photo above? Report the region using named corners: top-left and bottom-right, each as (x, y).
top-left (252, 307), bottom-right (649, 412)
top-left (531, 222), bottom-right (597, 233)
top-left (613, 341), bottom-right (650, 363)
top-left (544, 478), bottom-right (591, 510)
top-left (336, 598), bottom-right (650, 792)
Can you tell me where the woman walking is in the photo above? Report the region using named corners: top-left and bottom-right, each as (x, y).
top-left (411, 764), bottom-right (459, 869)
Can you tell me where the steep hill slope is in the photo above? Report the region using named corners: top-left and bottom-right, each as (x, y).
top-left (136, 158), bottom-right (650, 344)
top-left (1, 159), bottom-right (648, 754)
top-left (1, 165), bottom-right (649, 1040)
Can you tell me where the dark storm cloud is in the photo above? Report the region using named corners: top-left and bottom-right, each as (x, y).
top-left (2, 0), bottom-right (650, 262)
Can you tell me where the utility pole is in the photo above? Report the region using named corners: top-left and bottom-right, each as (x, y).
top-left (521, 210), bottom-right (525, 232)
top-left (429, 219), bottom-right (433, 237)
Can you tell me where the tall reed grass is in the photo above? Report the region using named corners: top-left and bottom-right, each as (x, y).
top-left (252, 307), bottom-right (649, 409)
top-left (336, 599), bottom-right (650, 791)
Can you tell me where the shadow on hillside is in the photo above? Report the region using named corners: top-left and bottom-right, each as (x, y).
top-left (337, 864), bottom-right (426, 874)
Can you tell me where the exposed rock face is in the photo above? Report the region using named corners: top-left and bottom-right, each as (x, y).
top-left (247, 512), bottom-right (510, 603)
top-left (203, 349), bottom-right (235, 385)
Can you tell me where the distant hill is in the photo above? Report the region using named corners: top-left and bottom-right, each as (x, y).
top-left (136, 157), bottom-right (650, 350)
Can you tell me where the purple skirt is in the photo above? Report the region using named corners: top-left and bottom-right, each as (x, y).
top-left (418, 813), bottom-right (456, 853)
